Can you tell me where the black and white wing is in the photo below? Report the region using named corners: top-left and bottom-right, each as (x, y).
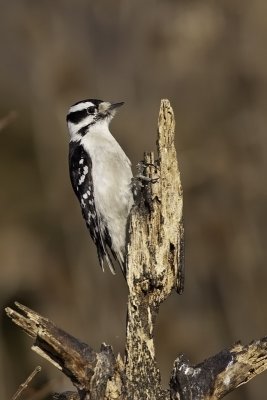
top-left (69, 141), bottom-right (117, 274)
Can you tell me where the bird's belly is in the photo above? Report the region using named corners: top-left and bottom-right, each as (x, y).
top-left (81, 132), bottom-right (133, 255)
top-left (92, 155), bottom-right (133, 254)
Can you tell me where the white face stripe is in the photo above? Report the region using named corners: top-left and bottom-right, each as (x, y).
top-left (69, 101), bottom-right (95, 113)
top-left (66, 100), bottom-right (117, 139)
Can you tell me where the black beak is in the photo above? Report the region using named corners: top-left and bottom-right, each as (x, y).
top-left (109, 102), bottom-right (124, 110)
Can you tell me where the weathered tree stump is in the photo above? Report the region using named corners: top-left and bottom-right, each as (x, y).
top-left (5, 100), bottom-right (267, 399)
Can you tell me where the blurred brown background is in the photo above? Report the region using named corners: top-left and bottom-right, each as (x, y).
top-left (1, 0), bottom-right (267, 399)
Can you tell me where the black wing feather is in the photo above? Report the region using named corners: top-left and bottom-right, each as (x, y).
top-left (69, 141), bottom-right (116, 273)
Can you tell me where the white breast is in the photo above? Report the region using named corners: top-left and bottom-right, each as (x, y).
top-left (81, 125), bottom-right (133, 261)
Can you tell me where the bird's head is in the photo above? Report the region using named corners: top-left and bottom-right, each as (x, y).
top-left (66, 99), bottom-right (124, 139)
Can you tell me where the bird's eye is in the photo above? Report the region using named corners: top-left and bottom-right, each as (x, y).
top-left (87, 106), bottom-right (95, 114)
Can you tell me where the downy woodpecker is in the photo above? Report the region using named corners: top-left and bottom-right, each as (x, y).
top-left (67, 99), bottom-right (133, 274)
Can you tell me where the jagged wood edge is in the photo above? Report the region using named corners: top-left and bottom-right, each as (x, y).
top-left (170, 337), bottom-right (267, 399)
top-left (124, 99), bottom-right (184, 399)
top-left (5, 302), bottom-right (123, 399)
top-left (6, 302), bottom-right (267, 399)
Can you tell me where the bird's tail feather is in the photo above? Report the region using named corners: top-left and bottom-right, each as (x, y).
top-left (96, 246), bottom-right (116, 275)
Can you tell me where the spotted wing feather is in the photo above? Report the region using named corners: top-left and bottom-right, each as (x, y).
top-left (69, 141), bottom-right (116, 273)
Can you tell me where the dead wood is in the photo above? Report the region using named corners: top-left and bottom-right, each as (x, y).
top-left (5, 100), bottom-right (267, 399)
